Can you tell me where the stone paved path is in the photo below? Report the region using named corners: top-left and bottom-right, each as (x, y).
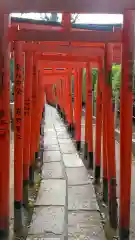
top-left (27, 105), bottom-right (106, 240)
top-left (81, 116), bottom-right (135, 240)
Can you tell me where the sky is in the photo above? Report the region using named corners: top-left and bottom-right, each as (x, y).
top-left (11, 13), bottom-right (123, 24)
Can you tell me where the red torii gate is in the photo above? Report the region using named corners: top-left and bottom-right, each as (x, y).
top-left (0, 9), bottom-right (133, 240)
top-left (39, 54), bottom-right (117, 231)
top-left (11, 37), bottom-right (122, 65)
top-left (9, 27), bottom-right (122, 43)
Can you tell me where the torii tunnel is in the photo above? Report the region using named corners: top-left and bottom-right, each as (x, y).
top-left (0, 6), bottom-right (135, 240)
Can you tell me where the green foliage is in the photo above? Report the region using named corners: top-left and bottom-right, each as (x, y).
top-left (10, 59), bottom-right (14, 102)
top-left (93, 65), bottom-right (121, 102)
top-left (92, 68), bottom-right (98, 102)
top-left (71, 74), bottom-right (74, 95)
top-left (82, 68), bottom-right (98, 103)
top-left (112, 65), bottom-right (121, 100)
top-left (93, 80), bottom-right (97, 102)
top-left (10, 81), bottom-right (14, 102)
top-left (10, 59), bottom-right (14, 83)
top-left (92, 68), bottom-right (98, 89)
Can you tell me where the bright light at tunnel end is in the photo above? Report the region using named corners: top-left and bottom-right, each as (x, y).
top-left (10, 13), bottom-right (123, 24)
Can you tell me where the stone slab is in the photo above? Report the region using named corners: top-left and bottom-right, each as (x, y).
top-left (63, 154), bottom-right (84, 168)
top-left (68, 185), bottom-right (98, 210)
top-left (68, 211), bottom-right (106, 239)
top-left (28, 206), bottom-right (65, 235)
top-left (55, 127), bottom-right (66, 132)
top-left (43, 151), bottom-right (62, 162)
top-left (27, 237), bottom-right (62, 240)
top-left (44, 125), bottom-right (54, 130)
top-left (36, 180), bottom-right (66, 206)
top-left (44, 144), bottom-right (60, 151)
top-left (58, 138), bottom-right (73, 144)
top-left (44, 130), bottom-right (57, 138)
top-left (44, 128), bottom-right (55, 132)
top-left (57, 132), bottom-right (70, 139)
top-left (60, 143), bottom-right (76, 154)
top-left (44, 137), bottom-right (58, 145)
top-left (66, 167), bottom-right (91, 185)
top-left (54, 124), bottom-right (65, 128)
top-left (42, 162), bottom-right (64, 179)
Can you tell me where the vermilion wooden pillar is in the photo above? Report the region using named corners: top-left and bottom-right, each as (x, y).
top-left (59, 79), bottom-right (62, 114)
top-left (61, 79), bottom-right (65, 119)
top-left (23, 51), bottom-right (33, 208)
top-left (35, 70), bottom-right (45, 167)
top-left (14, 41), bottom-right (24, 233)
top-left (60, 79), bottom-right (63, 118)
top-left (57, 80), bottom-right (61, 114)
top-left (119, 10), bottom-right (134, 240)
top-left (105, 44), bottom-right (117, 229)
top-left (64, 76), bottom-right (68, 124)
top-left (65, 76), bottom-right (70, 124)
top-left (102, 59), bottom-right (108, 204)
top-left (84, 68), bottom-right (88, 160)
top-left (74, 70), bottom-right (78, 137)
top-left (0, 14), bottom-right (10, 238)
top-left (74, 69), bottom-right (82, 151)
top-left (94, 64), bottom-right (102, 183)
top-left (34, 70), bottom-right (41, 158)
top-left (67, 71), bottom-right (74, 134)
top-left (30, 53), bottom-right (38, 186)
top-left (34, 70), bottom-right (41, 162)
top-left (62, 78), bottom-right (66, 122)
top-left (85, 63), bottom-right (93, 169)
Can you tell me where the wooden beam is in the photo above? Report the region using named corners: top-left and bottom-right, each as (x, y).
top-left (23, 43), bottom-right (104, 56)
top-left (43, 72), bottom-right (68, 76)
top-left (38, 54), bottom-right (98, 63)
top-left (42, 76), bottom-right (65, 85)
top-left (21, 42), bottom-right (121, 63)
top-left (11, 21), bottom-right (63, 31)
top-left (40, 61), bottom-right (87, 68)
top-left (9, 28), bottom-right (121, 43)
top-left (2, 0), bottom-right (135, 14)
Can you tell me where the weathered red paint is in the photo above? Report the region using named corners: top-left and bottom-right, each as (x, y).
top-left (63, 75), bottom-right (68, 121)
top-left (4, 0), bottom-right (135, 14)
top-left (55, 80), bottom-right (60, 108)
top-left (75, 68), bottom-right (83, 150)
top-left (9, 26), bottom-right (122, 43)
top-left (23, 51), bottom-right (33, 181)
top-left (63, 78), bottom-right (67, 120)
top-left (41, 61), bottom-right (86, 68)
top-left (30, 53), bottom-right (38, 164)
top-left (94, 64), bottom-right (102, 182)
top-left (0, 14), bottom-right (10, 236)
top-left (74, 71), bottom-right (78, 126)
top-left (10, 42), bottom-right (120, 65)
top-left (45, 84), bottom-right (55, 105)
top-left (86, 63), bottom-right (93, 168)
top-left (14, 41), bottom-right (24, 202)
top-left (101, 58), bottom-right (108, 204)
top-left (35, 70), bottom-right (45, 153)
top-left (105, 44), bottom-right (117, 229)
top-left (43, 72), bottom-right (69, 76)
top-left (24, 44), bottom-right (121, 64)
top-left (119, 10), bottom-right (134, 240)
top-left (66, 71), bottom-right (73, 130)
